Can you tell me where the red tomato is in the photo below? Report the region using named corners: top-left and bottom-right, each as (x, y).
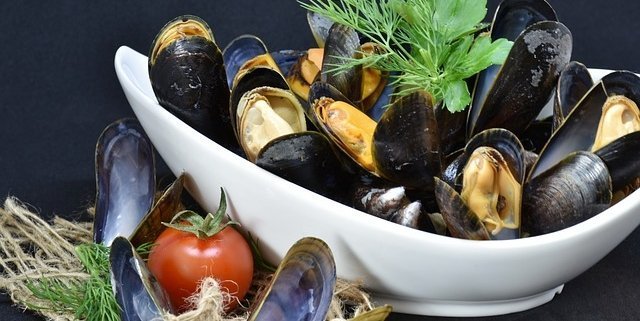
top-left (147, 224), bottom-right (254, 313)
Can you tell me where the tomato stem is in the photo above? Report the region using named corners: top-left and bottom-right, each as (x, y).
top-left (163, 188), bottom-right (238, 239)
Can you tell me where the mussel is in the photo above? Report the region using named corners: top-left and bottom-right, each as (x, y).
top-left (94, 118), bottom-right (155, 246)
top-left (248, 237), bottom-right (336, 321)
top-left (288, 23), bottom-right (388, 113)
top-left (149, 15), bottom-right (237, 151)
top-left (223, 34), bottom-right (283, 88)
top-left (529, 71), bottom-right (640, 180)
top-left (110, 236), bottom-right (174, 321)
top-left (230, 66), bottom-right (307, 162)
top-left (468, 20), bottom-right (572, 138)
top-left (522, 152), bottom-right (612, 235)
top-left (435, 129), bottom-right (526, 240)
top-left (553, 61), bottom-right (593, 130)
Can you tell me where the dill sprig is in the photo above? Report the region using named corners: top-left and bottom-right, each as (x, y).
top-left (26, 242), bottom-right (152, 321)
top-left (299, 0), bottom-right (513, 112)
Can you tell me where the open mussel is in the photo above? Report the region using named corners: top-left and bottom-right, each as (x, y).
top-left (230, 66), bottom-right (307, 162)
top-left (288, 23), bottom-right (388, 113)
top-left (223, 34), bottom-right (283, 88)
top-left (110, 236), bottom-right (174, 321)
top-left (553, 61), bottom-right (593, 130)
top-left (529, 71), bottom-right (640, 180)
top-left (468, 20), bottom-right (572, 139)
top-left (94, 118), bottom-right (155, 246)
top-left (435, 129), bottom-right (526, 240)
top-left (149, 15), bottom-right (237, 151)
top-left (248, 237), bottom-right (336, 321)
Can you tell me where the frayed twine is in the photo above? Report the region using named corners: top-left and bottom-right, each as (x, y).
top-left (0, 197), bottom-right (389, 321)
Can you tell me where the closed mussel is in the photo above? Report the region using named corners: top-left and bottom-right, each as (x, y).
top-left (255, 131), bottom-right (351, 203)
top-left (522, 152), bottom-right (612, 236)
top-left (149, 15), bottom-right (236, 151)
top-left (435, 129), bottom-right (526, 240)
top-left (469, 0), bottom-right (557, 135)
top-left (373, 91), bottom-right (443, 193)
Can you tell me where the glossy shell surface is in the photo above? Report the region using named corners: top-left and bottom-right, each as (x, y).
top-left (94, 118), bottom-right (155, 246)
top-left (110, 236), bottom-right (174, 321)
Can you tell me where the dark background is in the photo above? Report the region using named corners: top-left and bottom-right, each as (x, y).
top-left (1, 1), bottom-right (639, 320)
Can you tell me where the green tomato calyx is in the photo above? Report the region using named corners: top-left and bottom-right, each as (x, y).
top-left (163, 188), bottom-right (238, 239)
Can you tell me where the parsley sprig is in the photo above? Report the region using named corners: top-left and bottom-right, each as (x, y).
top-left (299, 0), bottom-right (512, 112)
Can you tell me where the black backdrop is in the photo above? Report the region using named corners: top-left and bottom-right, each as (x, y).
top-left (1, 1), bottom-right (639, 320)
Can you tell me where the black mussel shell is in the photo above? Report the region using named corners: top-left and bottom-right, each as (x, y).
top-left (222, 34), bottom-right (271, 88)
top-left (468, 20), bottom-right (572, 138)
top-left (464, 128), bottom-right (527, 183)
top-left (248, 237), bottom-right (336, 321)
top-left (519, 116), bottom-right (554, 153)
top-left (255, 131), bottom-right (351, 203)
top-left (469, 0), bottom-right (557, 136)
top-left (434, 178), bottom-right (491, 240)
top-left (321, 23), bottom-right (362, 106)
top-left (94, 118), bottom-right (155, 246)
top-left (553, 61), bottom-right (593, 130)
top-left (373, 91), bottom-right (442, 192)
top-left (307, 11), bottom-right (334, 47)
top-left (149, 15), bottom-right (236, 151)
top-left (522, 151), bottom-right (612, 236)
top-left (594, 131), bottom-right (640, 193)
top-left (110, 237), bottom-right (174, 321)
top-left (529, 71), bottom-right (640, 180)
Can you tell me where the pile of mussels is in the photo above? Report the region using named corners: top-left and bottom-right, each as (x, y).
top-left (146, 0), bottom-right (640, 241)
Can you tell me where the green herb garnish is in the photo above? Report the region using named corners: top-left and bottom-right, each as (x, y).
top-left (26, 242), bottom-right (152, 321)
top-left (299, 0), bottom-right (513, 112)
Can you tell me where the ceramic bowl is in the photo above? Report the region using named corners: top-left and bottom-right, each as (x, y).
top-left (114, 45), bottom-right (640, 317)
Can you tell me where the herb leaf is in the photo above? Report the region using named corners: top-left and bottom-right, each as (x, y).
top-left (299, 0), bottom-right (513, 113)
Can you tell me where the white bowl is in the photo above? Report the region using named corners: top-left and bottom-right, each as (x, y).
top-left (114, 45), bottom-right (640, 317)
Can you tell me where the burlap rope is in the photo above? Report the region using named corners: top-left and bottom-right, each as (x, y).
top-left (0, 197), bottom-right (381, 321)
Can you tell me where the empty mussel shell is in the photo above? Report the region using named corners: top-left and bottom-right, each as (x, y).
top-left (110, 236), bottom-right (174, 321)
top-left (248, 237), bottom-right (336, 321)
top-left (94, 118), bottom-right (155, 246)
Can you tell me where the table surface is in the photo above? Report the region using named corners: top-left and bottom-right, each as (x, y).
top-left (1, 1), bottom-right (639, 320)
